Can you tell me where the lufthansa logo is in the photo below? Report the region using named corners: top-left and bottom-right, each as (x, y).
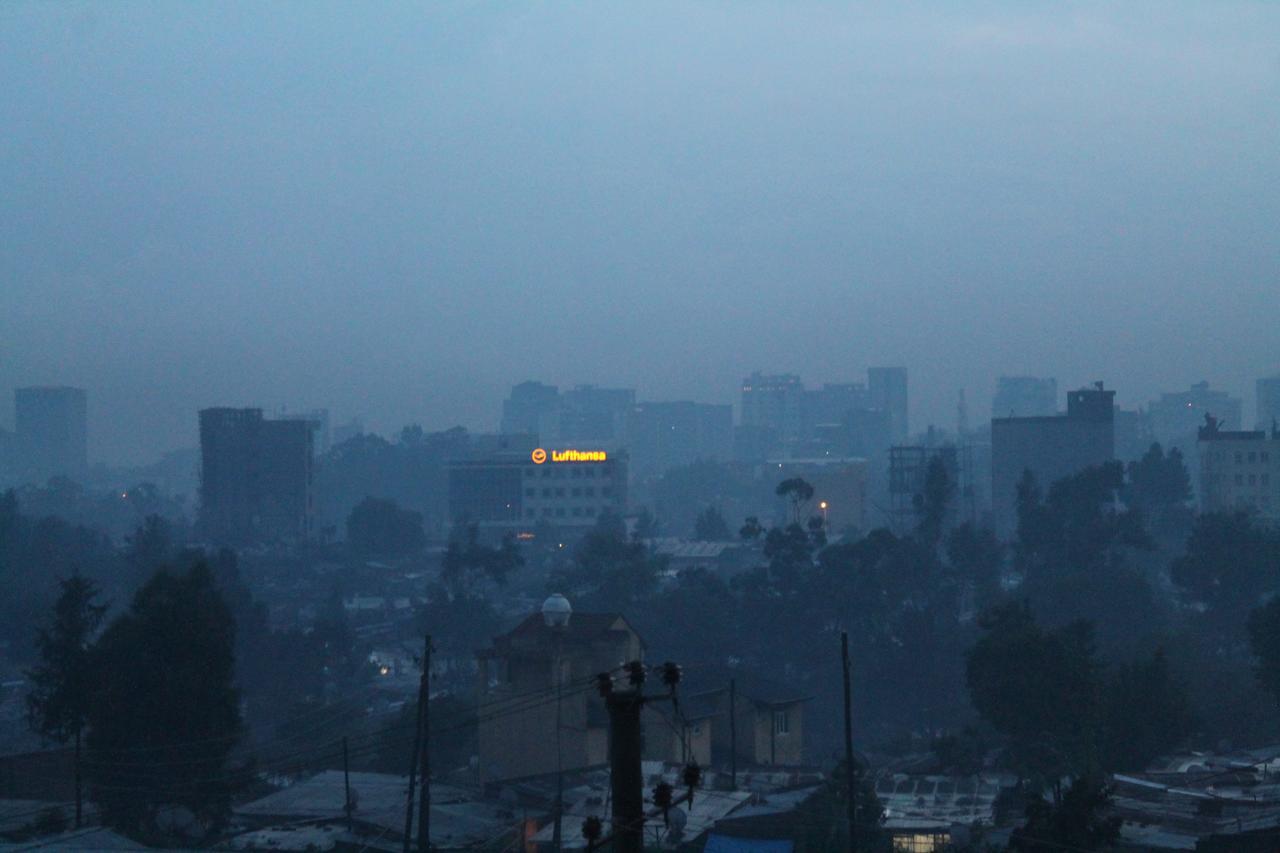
top-left (531, 448), bottom-right (547, 464)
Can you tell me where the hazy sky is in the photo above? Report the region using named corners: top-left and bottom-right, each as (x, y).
top-left (2, 2), bottom-right (1278, 465)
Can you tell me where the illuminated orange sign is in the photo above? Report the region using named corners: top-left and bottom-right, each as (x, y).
top-left (532, 447), bottom-right (607, 463)
top-left (552, 449), bottom-right (607, 462)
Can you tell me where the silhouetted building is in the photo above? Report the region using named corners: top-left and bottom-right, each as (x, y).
top-left (560, 385), bottom-right (635, 443)
top-left (992, 376), bottom-right (1057, 419)
top-left (15, 386), bottom-right (87, 484)
top-left (500, 381), bottom-right (561, 437)
top-left (1258, 375), bottom-right (1280, 430)
top-left (869, 367), bottom-right (909, 443)
top-left (1198, 415), bottom-right (1279, 521)
top-left (330, 417), bottom-right (364, 448)
top-left (198, 407), bottom-right (313, 545)
top-left (991, 384), bottom-right (1115, 539)
top-left (1148, 381), bottom-right (1243, 446)
top-left (626, 401), bottom-right (732, 479)
top-left (278, 408), bottom-right (331, 455)
top-left (766, 457), bottom-right (868, 534)
top-left (741, 372), bottom-right (806, 446)
top-left (447, 446), bottom-right (627, 532)
top-left (1114, 406), bottom-right (1155, 461)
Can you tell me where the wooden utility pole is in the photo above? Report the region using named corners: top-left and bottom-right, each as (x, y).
top-left (728, 679), bottom-right (737, 791)
top-left (842, 631), bottom-right (857, 853)
top-left (606, 689), bottom-right (645, 853)
top-left (417, 636), bottom-right (432, 853)
top-left (343, 737), bottom-right (353, 832)
top-left (403, 634), bottom-right (431, 853)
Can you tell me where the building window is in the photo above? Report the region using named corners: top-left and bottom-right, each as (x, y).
top-left (1263, 474), bottom-right (1271, 486)
top-left (1262, 452), bottom-right (1271, 463)
top-left (555, 508), bottom-right (566, 518)
top-left (585, 469), bottom-right (595, 478)
top-left (585, 487), bottom-right (595, 497)
top-left (542, 488), bottom-right (551, 498)
top-left (543, 509), bottom-right (553, 517)
top-left (572, 487), bottom-right (582, 497)
top-left (1250, 474), bottom-right (1257, 486)
top-left (555, 488), bottom-right (565, 497)
top-left (1237, 452), bottom-right (1244, 464)
top-left (773, 710), bottom-right (790, 735)
top-left (1236, 474), bottom-right (1245, 486)
top-left (572, 507), bottom-right (582, 517)
top-left (542, 469), bottom-right (551, 479)
top-left (525, 488), bottom-right (535, 498)
top-left (1250, 452), bottom-right (1258, 463)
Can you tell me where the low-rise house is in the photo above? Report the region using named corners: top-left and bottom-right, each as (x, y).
top-left (475, 599), bottom-right (644, 782)
top-left (681, 667), bottom-right (811, 768)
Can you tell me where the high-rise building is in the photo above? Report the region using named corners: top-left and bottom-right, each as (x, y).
top-left (992, 376), bottom-right (1058, 419)
top-left (991, 384), bottom-right (1115, 539)
top-left (278, 408), bottom-right (331, 455)
top-left (1148, 381), bottom-right (1243, 446)
top-left (868, 367), bottom-right (908, 443)
top-left (1198, 416), bottom-right (1278, 521)
top-left (1258, 375), bottom-right (1280, 430)
top-left (559, 385), bottom-right (635, 443)
top-left (625, 401), bottom-right (732, 479)
top-left (198, 408), bottom-right (313, 545)
top-left (500, 381), bottom-right (561, 437)
top-left (741, 372), bottom-right (806, 445)
top-left (15, 386), bottom-right (88, 484)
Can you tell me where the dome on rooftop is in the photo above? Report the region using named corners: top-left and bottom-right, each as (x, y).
top-left (541, 593), bottom-right (572, 628)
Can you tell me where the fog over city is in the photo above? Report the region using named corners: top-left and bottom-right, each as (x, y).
top-left (3, 2), bottom-right (1278, 465)
top-left (6, 5), bottom-right (1280, 852)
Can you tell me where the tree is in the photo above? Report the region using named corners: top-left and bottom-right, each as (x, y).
top-left (693, 506), bottom-right (731, 541)
top-left (440, 524), bottom-right (523, 592)
top-left (794, 760), bottom-right (889, 852)
top-left (965, 603), bottom-right (1101, 786)
top-left (1007, 776), bottom-right (1121, 852)
top-left (776, 477), bottom-right (814, 524)
top-left (1248, 595), bottom-right (1280, 707)
top-left (550, 512), bottom-right (665, 611)
top-left (1100, 649), bottom-right (1194, 772)
top-left (125, 515), bottom-right (173, 587)
top-left (85, 564), bottom-right (243, 838)
top-left (26, 576), bottom-right (107, 827)
top-left (946, 523), bottom-right (1004, 609)
top-left (913, 455), bottom-right (954, 547)
top-left (1172, 512), bottom-right (1280, 641)
top-left (346, 496), bottom-right (426, 557)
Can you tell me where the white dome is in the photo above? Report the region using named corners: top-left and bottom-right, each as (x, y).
top-left (541, 593), bottom-right (572, 628)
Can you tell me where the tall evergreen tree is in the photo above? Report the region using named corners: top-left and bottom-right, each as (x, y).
top-left (26, 575), bottom-right (107, 828)
top-left (85, 563), bottom-right (243, 839)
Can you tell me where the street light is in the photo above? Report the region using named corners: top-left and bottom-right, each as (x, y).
top-left (818, 500), bottom-right (829, 529)
top-left (542, 594), bottom-right (572, 852)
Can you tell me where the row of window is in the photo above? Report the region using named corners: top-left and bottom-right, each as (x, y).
top-left (525, 466), bottom-right (612, 479)
top-left (1209, 450), bottom-right (1274, 464)
top-left (524, 506), bottom-right (603, 519)
top-left (525, 486), bottom-right (613, 499)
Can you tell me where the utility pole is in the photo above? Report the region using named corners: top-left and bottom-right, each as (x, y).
top-left (343, 737), bottom-right (353, 832)
top-left (728, 679), bottom-right (737, 791)
top-left (842, 631), bottom-right (857, 853)
top-left (605, 689), bottom-right (645, 853)
top-left (417, 636), bottom-right (432, 853)
top-left (403, 633), bottom-right (430, 853)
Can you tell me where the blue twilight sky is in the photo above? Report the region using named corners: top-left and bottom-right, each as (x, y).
top-left (1, 2), bottom-right (1278, 465)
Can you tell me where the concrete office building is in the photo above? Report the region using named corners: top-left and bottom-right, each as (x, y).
top-left (1198, 415), bottom-right (1279, 522)
top-left (198, 408), bottom-right (314, 545)
top-left (1148, 381), bottom-right (1243, 445)
top-left (447, 446), bottom-right (627, 532)
top-left (991, 384), bottom-right (1115, 539)
top-left (869, 367), bottom-right (909, 443)
top-left (626, 401), bottom-right (732, 479)
top-left (15, 386), bottom-right (88, 484)
top-left (992, 376), bottom-right (1058, 419)
top-left (741, 372), bottom-right (806, 446)
top-left (500, 381), bottom-right (561, 438)
top-left (889, 445), bottom-right (961, 534)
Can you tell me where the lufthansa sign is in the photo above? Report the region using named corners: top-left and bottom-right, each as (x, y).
top-left (531, 448), bottom-right (607, 464)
